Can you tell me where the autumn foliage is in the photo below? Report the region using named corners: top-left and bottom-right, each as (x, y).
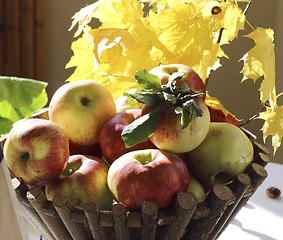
top-left (66, 0), bottom-right (280, 154)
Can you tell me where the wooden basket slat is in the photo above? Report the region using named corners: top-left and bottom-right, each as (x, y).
top-left (183, 184), bottom-right (235, 240)
top-left (213, 163), bottom-right (268, 239)
top-left (140, 201), bottom-right (158, 240)
top-left (208, 173), bottom-right (251, 240)
top-left (26, 187), bottom-right (73, 240)
top-left (52, 193), bottom-right (90, 240)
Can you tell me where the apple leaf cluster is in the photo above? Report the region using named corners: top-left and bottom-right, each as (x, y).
top-left (0, 77), bottom-right (48, 135)
top-left (121, 69), bottom-right (204, 148)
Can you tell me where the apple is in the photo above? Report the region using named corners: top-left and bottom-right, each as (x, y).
top-left (49, 80), bottom-right (116, 146)
top-left (68, 140), bottom-right (103, 158)
top-left (99, 108), bottom-right (156, 164)
top-left (149, 64), bottom-right (206, 100)
top-left (185, 122), bottom-right (254, 185)
top-left (107, 149), bottom-right (190, 210)
top-left (3, 118), bottom-right (69, 186)
top-left (187, 175), bottom-right (206, 202)
top-left (207, 105), bottom-right (240, 127)
top-left (142, 98), bottom-right (210, 153)
top-left (45, 154), bottom-right (113, 210)
top-left (115, 88), bottom-right (143, 112)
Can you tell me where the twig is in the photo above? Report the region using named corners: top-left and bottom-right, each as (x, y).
top-left (243, 1), bottom-right (252, 15)
top-left (239, 101), bottom-right (269, 127)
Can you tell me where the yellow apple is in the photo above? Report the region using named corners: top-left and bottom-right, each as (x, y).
top-left (49, 80), bottom-right (116, 146)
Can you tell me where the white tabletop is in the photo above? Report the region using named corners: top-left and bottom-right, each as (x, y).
top-left (219, 162), bottom-right (283, 240)
top-left (25, 163), bottom-right (283, 240)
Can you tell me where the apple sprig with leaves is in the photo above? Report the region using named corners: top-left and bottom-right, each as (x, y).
top-left (121, 69), bottom-right (205, 148)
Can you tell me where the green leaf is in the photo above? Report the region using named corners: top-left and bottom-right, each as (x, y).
top-left (0, 76), bottom-right (47, 135)
top-left (121, 108), bottom-right (162, 148)
top-left (181, 99), bottom-right (203, 128)
top-left (177, 82), bottom-right (190, 92)
top-left (0, 76), bottom-right (48, 108)
top-left (134, 69), bottom-right (161, 90)
top-left (163, 92), bottom-right (178, 105)
top-left (125, 91), bottom-right (162, 107)
top-left (168, 72), bottom-right (185, 84)
top-left (0, 116), bottom-right (14, 135)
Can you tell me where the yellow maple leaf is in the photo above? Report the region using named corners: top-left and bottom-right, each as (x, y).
top-left (69, 1), bottom-right (106, 37)
top-left (104, 76), bottom-right (139, 100)
top-left (149, 0), bottom-right (225, 80)
top-left (200, 0), bottom-right (246, 44)
top-left (92, 0), bottom-right (144, 29)
top-left (205, 96), bottom-right (234, 117)
top-left (88, 27), bottom-right (158, 77)
top-left (241, 27), bottom-right (276, 110)
top-left (65, 27), bottom-right (109, 84)
top-left (258, 105), bottom-right (283, 154)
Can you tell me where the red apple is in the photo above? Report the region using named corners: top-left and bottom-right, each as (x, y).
top-left (141, 98), bottom-right (210, 153)
top-left (99, 109), bottom-right (156, 164)
top-left (68, 140), bottom-right (103, 158)
top-left (3, 118), bottom-right (69, 186)
top-left (45, 154), bottom-right (113, 210)
top-left (49, 80), bottom-right (116, 146)
top-left (207, 105), bottom-right (240, 127)
top-left (149, 64), bottom-right (206, 100)
top-left (107, 149), bottom-right (190, 210)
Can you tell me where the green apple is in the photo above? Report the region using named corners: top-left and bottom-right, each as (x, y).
top-left (45, 154), bottom-right (113, 210)
top-left (185, 122), bottom-right (254, 185)
top-left (3, 118), bottom-right (69, 186)
top-left (187, 175), bottom-right (206, 202)
top-left (49, 80), bottom-right (116, 146)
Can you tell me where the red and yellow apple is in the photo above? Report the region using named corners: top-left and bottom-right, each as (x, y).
top-left (185, 122), bottom-right (254, 185)
top-left (107, 149), bottom-right (190, 210)
top-left (149, 64), bottom-right (206, 100)
top-left (48, 80), bottom-right (116, 146)
top-left (3, 118), bottom-right (69, 186)
top-left (142, 98), bottom-right (210, 153)
top-left (99, 108), bottom-right (156, 164)
top-left (45, 154), bottom-right (113, 210)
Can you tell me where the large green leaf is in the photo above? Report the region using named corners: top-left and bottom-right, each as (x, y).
top-left (0, 116), bottom-right (14, 135)
top-left (134, 69), bottom-right (161, 90)
top-left (121, 108), bottom-right (162, 148)
top-left (0, 77), bottom-right (48, 135)
top-left (0, 76), bottom-right (48, 108)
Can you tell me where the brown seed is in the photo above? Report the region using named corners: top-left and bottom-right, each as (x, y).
top-left (266, 187), bottom-right (281, 199)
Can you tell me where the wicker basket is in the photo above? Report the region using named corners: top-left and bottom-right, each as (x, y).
top-left (1, 109), bottom-right (270, 240)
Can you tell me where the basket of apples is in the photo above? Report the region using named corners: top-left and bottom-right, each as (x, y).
top-left (1, 64), bottom-right (270, 240)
